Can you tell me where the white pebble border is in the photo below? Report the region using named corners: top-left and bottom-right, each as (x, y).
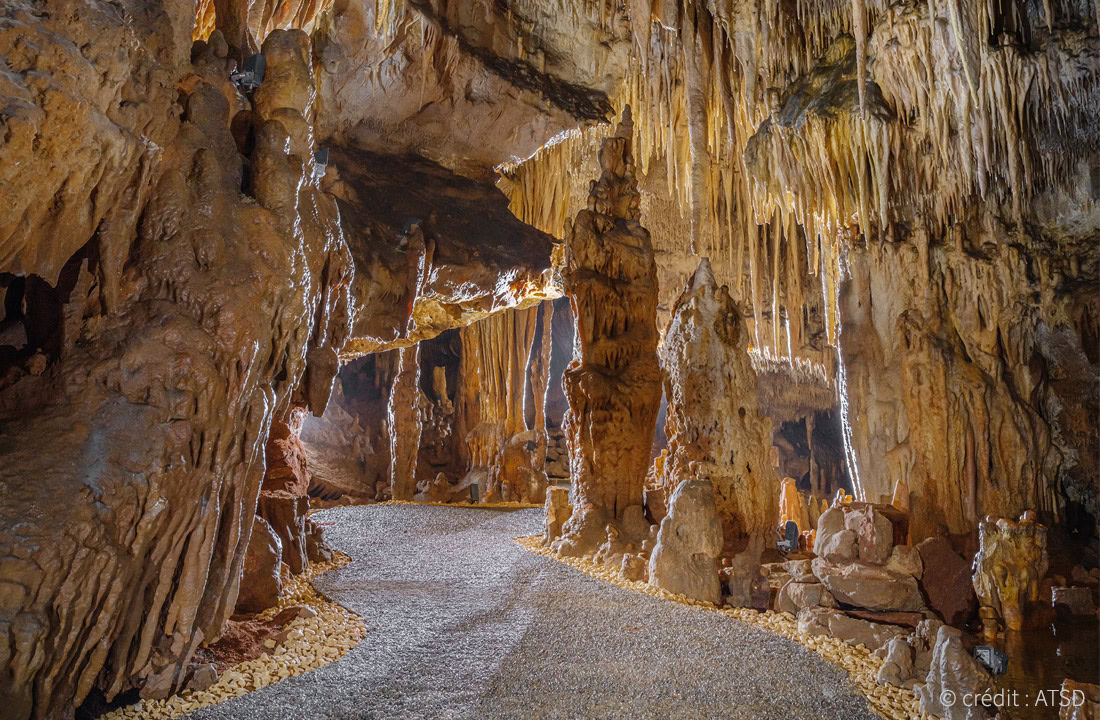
top-left (99, 552), bottom-right (365, 720)
top-left (382, 499), bottom-right (543, 509)
top-left (516, 535), bottom-right (939, 720)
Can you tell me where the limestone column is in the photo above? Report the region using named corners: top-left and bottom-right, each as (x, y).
top-left (555, 106), bottom-right (662, 555)
top-left (529, 300), bottom-right (554, 473)
top-left (388, 344), bottom-right (422, 500)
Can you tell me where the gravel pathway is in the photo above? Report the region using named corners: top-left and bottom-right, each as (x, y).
top-left (188, 505), bottom-right (878, 720)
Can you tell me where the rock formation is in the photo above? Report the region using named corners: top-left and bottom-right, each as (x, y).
top-left (0, 23), bottom-right (351, 716)
top-left (554, 107), bottom-right (663, 557)
top-left (236, 518), bottom-right (285, 614)
top-left (648, 474), bottom-right (725, 604)
top-left (544, 486), bottom-right (572, 545)
top-left (973, 511), bottom-right (1050, 632)
top-left (3, 0), bottom-right (1098, 715)
top-left (915, 626), bottom-right (999, 720)
top-left (658, 257), bottom-right (778, 540)
top-left (388, 345), bottom-right (423, 501)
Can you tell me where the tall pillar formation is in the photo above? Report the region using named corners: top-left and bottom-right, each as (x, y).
top-left (660, 258), bottom-right (778, 541)
top-left (388, 344), bottom-right (422, 500)
top-left (554, 107), bottom-right (662, 556)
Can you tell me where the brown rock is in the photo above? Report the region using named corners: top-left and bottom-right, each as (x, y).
top-left (812, 558), bottom-right (925, 612)
top-left (725, 535), bottom-right (764, 608)
top-left (886, 545), bottom-right (923, 579)
top-left (271, 604), bottom-right (317, 625)
top-left (236, 518), bottom-right (284, 614)
top-left (648, 475), bottom-right (724, 605)
top-left (818, 528), bottom-right (858, 563)
top-left (620, 553), bottom-right (647, 582)
top-left (1059, 679), bottom-right (1100, 720)
top-left (797, 607), bottom-right (909, 652)
top-left (544, 486), bottom-right (571, 544)
top-left (846, 504), bottom-right (896, 565)
top-left (973, 512), bottom-right (1049, 631)
top-left (776, 580), bottom-right (836, 613)
top-left (305, 519), bottom-right (333, 565)
top-left (554, 108), bottom-right (662, 556)
top-left (258, 492), bottom-right (310, 575)
top-left (185, 663), bottom-right (218, 692)
top-left (916, 537), bottom-right (977, 627)
top-left (659, 257), bottom-right (778, 538)
top-left (845, 610), bottom-right (926, 629)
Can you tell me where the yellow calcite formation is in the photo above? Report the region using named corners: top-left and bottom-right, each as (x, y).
top-left (972, 511), bottom-right (1049, 632)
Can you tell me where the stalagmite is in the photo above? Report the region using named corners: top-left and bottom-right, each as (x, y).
top-left (659, 258), bottom-right (779, 540)
top-left (972, 511), bottom-right (1049, 633)
top-left (552, 106), bottom-right (662, 557)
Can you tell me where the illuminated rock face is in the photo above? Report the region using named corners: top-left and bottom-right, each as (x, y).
top-left (972, 512), bottom-right (1049, 632)
top-left (648, 474), bottom-right (724, 605)
top-left (0, 24), bottom-right (352, 717)
top-left (553, 108), bottom-right (663, 557)
top-left (659, 257), bottom-right (778, 540)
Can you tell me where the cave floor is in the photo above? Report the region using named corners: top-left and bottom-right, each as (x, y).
top-left (186, 505), bottom-right (878, 720)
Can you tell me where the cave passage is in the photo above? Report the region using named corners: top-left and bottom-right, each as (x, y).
top-left (188, 504), bottom-right (881, 720)
top-left (2, 0), bottom-right (1098, 718)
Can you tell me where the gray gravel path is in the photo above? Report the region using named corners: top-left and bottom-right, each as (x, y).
top-left (188, 505), bottom-right (877, 720)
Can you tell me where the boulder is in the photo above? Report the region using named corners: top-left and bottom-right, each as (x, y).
top-left (876, 637), bottom-right (915, 687)
top-left (648, 476), bottom-right (723, 605)
top-left (814, 507), bottom-right (844, 547)
top-left (644, 487), bottom-right (668, 525)
top-left (257, 492), bottom-right (309, 574)
top-left (817, 528), bottom-right (858, 562)
top-left (916, 536), bottom-right (978, 626)
top-left (813, 506), bottom-right (847, 555)
top-left (185, 664), bottom-right (218, 692)
top-left (305, 519), bottom-right (333, 564)
top-left (846, 504), bottom-right (895, 565)
top-left (725, 536), bottom-right (764, 608)
top-left (1071, 566), bottom-right (1100, 587)
top-left (797, 608), bottom-right (909, 652)
top-left (886, 545), bottom-right (923, 579)
top-left (776, 580), bottom-right (836, 613)
top-left (916, 625), bottom-right (998, 720)
top-left (621, 504), bottom-right (651, 543)
top-left (236, 517), bottom-right (284, 614)
top-left (1059, 679), bottom-right (1099, 720)
top-left (784, 559), bottom-right (816, 582)
top-left (544, 486), bottom-right (571, 544)
top-left (621, 553), bottom-right (647, 582)
top-left (812, 558), bottom-right (925, 611)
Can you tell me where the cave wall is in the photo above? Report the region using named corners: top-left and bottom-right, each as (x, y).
top-left (841, 226), bottom-right (1099, 541)
top-left (0, 13), bottom-right (351, 716)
